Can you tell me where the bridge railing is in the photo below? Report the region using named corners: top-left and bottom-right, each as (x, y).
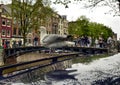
top-left (3, 46), bottom-right (48, 58)
top-left (3, 46), bottom-right (108, 58)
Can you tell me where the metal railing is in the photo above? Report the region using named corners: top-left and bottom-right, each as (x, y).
top-left (3, 46), bottom-right (109, 62)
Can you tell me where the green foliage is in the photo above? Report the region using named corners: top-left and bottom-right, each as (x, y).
top-left (68, 15), bottom-right (114, 40)
top-left (11, 0), bottom-right (54, 46)
top-left (11, 0), bottom-right (42, 46)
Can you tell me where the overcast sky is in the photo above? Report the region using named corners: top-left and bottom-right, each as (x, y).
top-left (51, 2), bottom-right (120, 39)
top-left (1, 0), bottom-right (120, 39)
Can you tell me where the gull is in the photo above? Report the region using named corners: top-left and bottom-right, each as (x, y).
top-left (40, 26), bottom-right (75, 48)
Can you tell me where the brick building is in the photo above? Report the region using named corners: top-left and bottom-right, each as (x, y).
top-left (0, 4), bottom-right (12, 48)
top-left (0, 4), bottom-right (69, 47)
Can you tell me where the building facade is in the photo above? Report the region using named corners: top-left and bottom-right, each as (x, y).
top-left (61, 15), bottom-right (68, 35)
top-left (51, 13), bottom-right (60, 34)
top-left (0, 4), bottom-right (69, 47)
top-left (0, 4), bottom-right (12, 48)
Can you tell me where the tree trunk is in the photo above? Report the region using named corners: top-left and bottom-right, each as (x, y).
top-left (23, 33), bottom-right (26, 47)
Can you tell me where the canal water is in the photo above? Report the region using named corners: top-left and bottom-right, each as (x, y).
top-left (1, 53), bottom-right (120, 85)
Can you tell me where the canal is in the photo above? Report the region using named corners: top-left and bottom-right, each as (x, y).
top-left (0, 53), bottom-right (120, 85)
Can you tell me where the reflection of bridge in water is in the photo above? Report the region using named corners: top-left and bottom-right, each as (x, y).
top-left (0, 60), bottom-right (74, 84)
top-left (0, 46), bottom-right (109, 84)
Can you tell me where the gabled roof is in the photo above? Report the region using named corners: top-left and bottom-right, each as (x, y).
top-left (0, 4), bottom-right (12, 16)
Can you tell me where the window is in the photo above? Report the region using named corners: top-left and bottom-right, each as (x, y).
top-left (2, 19), bottom-right (6, 26)
top-left (58, 31), bottom-right (60, 34)
top-left (7, 30), bottom-right (11, 36)
top-left (7, 20), bottom-right (11, 26)
top-left (2, 30), bottom-right (6, 36)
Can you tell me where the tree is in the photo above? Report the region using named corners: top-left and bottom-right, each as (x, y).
top-left (68, 16), bottom-right (114, 40)
top-left (68, 16), bottom-right (90, 37)
top-left (11, 0), bottom-right (53, 46)
top-left (33, 5), bottom-right (54, 34)
top-left (77, 16), bottom-right (90, 36)
top-left (83, 0), bottom-right (120, 16)
top-left (53, 0), bottom-right (120, 16)
top-left (52, 0), bottom-right (120, 16)
top-left (11, 0), bottom-right (43, 46)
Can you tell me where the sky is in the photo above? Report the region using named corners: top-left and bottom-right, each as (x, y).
top-left (51, 2), bottom-right (120, 39)
top-left (1, 0), bottom-right (120, 39)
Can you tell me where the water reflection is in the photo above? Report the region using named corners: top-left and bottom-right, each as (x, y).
top-left (71, 53), bottom-right (120, 85)
top-left (1, 53), bottom-right (120, 85)
top-left (1, 60), bottom-right (78, 85)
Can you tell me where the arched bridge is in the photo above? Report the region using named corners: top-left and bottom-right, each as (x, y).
top-left (3, 46), bottom-right (109, 64)
top-left (4, 46), bottom-right (108, 58)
